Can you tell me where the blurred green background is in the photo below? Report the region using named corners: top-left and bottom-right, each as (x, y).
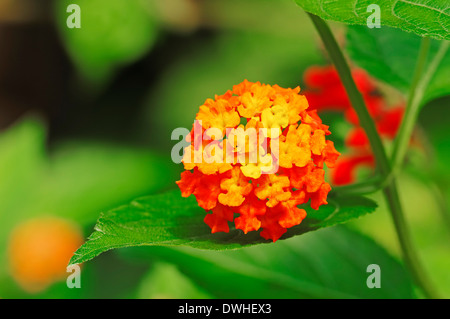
top-left (0, 0), bottom-right (448, 299)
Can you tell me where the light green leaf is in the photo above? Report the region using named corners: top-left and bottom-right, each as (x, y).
top-left (0, 117), bottom-right (47, 283)
top-left (0, 117), bottom-right (45, 215)
top-left (346, 25), bottom-right (450, 106)
top-left (24, 142), bottom-right (178, 224)
top-left (0, 118), bottom-right (178, 290)
top-left (69, 189), bottom-right (377, 265)
top-left (294, 0), bottom-right (450, 40)
top-left (54, 0), bottom-right (158, 86)
top-left (136, 262), bottom-right (211, 299)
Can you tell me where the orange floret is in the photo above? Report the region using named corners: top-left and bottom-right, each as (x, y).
top-left (235, 194), bottom-right (266, 234)
top-left (238, 83), bottom-right (275, 118)
top-left (8, 217), bottom-right (83, 293)
top-left (177, 80), bottom-right (340, 242)
top-left (204, 204), bottom-right (235, 233)
top-left (196, 98), bottom-right (240, 132)
top-left (176, 168), bottom-right (226, 210)
top-left (254, 173), bottom-right (291, 207)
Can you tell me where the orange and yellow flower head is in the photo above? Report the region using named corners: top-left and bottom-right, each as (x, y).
top-left (176, 80), bottom-right (340, 242)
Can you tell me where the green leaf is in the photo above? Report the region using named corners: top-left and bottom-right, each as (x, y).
top-left (0, 117), bottom-right (47, 284)
top-left (0, 117), bottom-right (45, 215)
top-left (54, 0), bottom-right (158, 86)
top-left (69, 189), bottom-right (377, 266)
top-left (294, 0), bottom-right (450, 40)
top-left (0, 118), bottom-right (178, 291)
top-left (346, 25), bottom-right (450, 106)
top-left (136, 262), bottom-right (212, 299)
top-left (0, 117), bottom-right (46, 244)
top-left (24, 142), bottom-right (178, 224)
top-left (125, 226), bottom-right (415, 298)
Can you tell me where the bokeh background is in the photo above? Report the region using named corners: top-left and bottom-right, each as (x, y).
top-left (0, 0), bottom-right (449, 299)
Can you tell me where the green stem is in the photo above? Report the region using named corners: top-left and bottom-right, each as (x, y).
top-left (307, 13), bottom-right (440, 298)
top-left (390, 37), bottom-right (430, 173)
top-left (307, 16), bottom-right (390, 178)
top-left (390, 40), bottom-right (449, 178)
top-left (335, 40), bottom-right (449, 196)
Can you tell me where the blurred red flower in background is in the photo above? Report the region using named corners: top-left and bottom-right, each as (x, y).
top-left (303, 65), bottom-right (405, 186)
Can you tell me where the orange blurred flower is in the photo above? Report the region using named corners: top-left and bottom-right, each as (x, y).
top-left (304, 66), bottom-right (405, 186)
top-left (176, 80), bottom-right (340, 242)
top-left (8, 217), bottom-right (83, 293)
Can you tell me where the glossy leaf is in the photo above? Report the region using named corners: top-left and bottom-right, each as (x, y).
top-left (69, 189), bottom-right (377, 265)
top-left (294, 0), bottom-right (450, 40)
top-left (346, 25), bottom-right (450, 106)
top-left (126, 226), bottom-right (415, 298)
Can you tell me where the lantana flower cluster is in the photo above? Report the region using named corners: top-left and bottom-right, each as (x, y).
top-left (304, 66), bottom-right (405, 185)
top-left (176, 80), bottom-right (340, 242)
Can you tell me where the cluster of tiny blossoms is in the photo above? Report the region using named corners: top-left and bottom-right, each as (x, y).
top-left (176, 80), bottom-right (340, 242)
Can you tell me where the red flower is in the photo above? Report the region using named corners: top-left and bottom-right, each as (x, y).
top-left (304, 65), bottom-right (405, 186)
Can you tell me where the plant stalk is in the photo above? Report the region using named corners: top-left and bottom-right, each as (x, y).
top-left (390, 39), bottom-right (448, 177)
top-left (307, 13), bottom-right (440, 298)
